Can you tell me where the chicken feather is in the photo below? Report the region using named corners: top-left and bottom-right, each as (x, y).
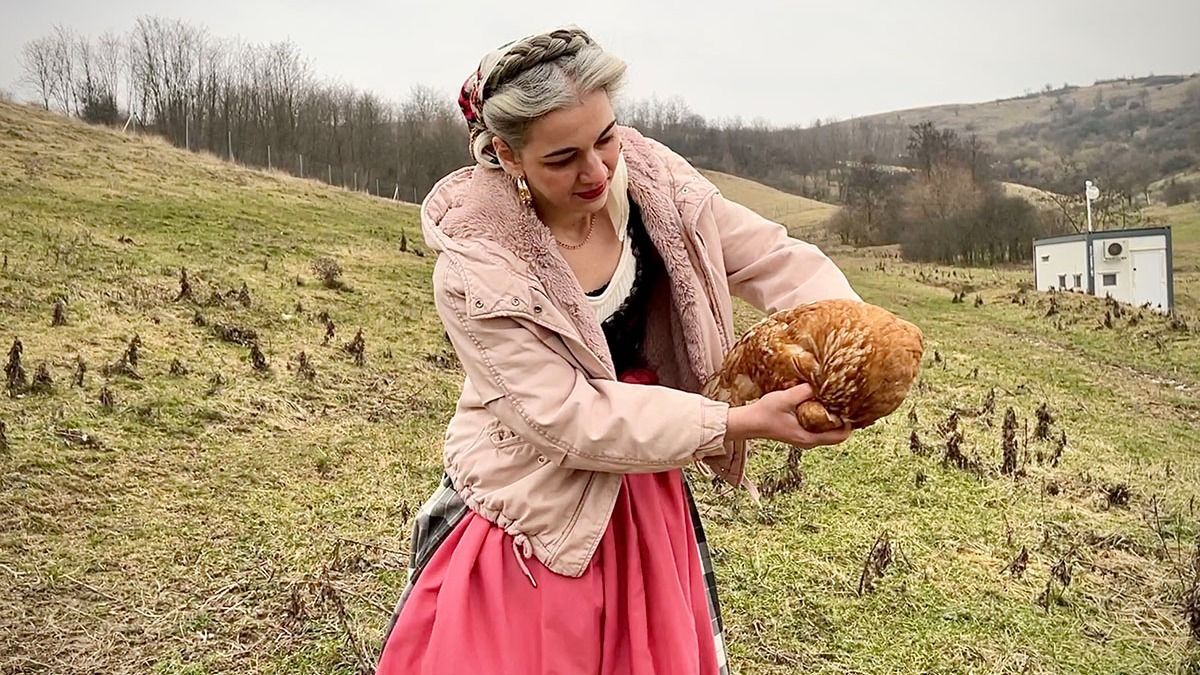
top-left (704, 299), bottom-right (924, 433)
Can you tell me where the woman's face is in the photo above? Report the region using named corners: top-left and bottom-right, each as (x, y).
top-left (495, 89), bottom-right (620, 221)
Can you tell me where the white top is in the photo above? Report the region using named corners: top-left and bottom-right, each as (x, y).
top-left (586, 232), bottom-right (636, 323)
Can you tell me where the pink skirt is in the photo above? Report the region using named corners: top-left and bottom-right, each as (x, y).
top-left (376, 469), bottom-right (722, 675)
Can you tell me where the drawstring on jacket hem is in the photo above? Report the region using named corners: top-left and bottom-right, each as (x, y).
top-left (511, 534), bottom-right (537, 588)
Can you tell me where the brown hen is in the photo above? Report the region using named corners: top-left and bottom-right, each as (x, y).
top-left (704, 299), bottom-right (924, 433)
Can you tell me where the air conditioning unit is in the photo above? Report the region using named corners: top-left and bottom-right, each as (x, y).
top-left (1102, 240), bottom-right (1128, 260)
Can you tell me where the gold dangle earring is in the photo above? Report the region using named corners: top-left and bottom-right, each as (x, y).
top-left (516, 175), bottom-right (534, 209)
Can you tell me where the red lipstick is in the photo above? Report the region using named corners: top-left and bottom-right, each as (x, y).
top-left (576, 183), bottom-right (606, 201)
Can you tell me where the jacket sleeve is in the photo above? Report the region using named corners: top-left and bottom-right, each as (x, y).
top-left (647, 137), bottom-right (860, 313)
top-left (708, 193), bottom-right (861, 313)
top-left (433, 256), bottom-right (731, 473)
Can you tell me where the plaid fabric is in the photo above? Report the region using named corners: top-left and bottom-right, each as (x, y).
top-left (683, 474), bottom-right (730, 675)
top-left (380, 472), bottom-right (731, 674)
top-left (381, 473), bottom-right (467, 642)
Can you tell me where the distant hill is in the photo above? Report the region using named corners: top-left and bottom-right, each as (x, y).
top-left (639, 74), bottom-right (1200, 205)
top-left (853, 75), bottom-right (1199, 142)
top-left (1147, 201), bottom-right (1200, 274)
top-left (701, 169), bottom-right (838, 243)
top-left (837, 74), bottom-right (1200, 192)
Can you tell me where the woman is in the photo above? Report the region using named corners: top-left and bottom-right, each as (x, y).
top-left (378, 26), bottom-right (859, 675)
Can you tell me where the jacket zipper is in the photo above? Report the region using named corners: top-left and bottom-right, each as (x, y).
top-left (546, 470), bottom-right (597, 556)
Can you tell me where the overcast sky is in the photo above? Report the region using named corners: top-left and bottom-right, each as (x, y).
top-left (2, 0), bottom-right (1198, 127)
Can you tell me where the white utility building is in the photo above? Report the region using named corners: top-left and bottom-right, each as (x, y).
top-left (1033, 227), bottom-right (1174, 313)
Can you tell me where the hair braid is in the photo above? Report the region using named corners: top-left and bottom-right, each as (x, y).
top-left (458, 25), bottom-right (624, 170)
top-left (483, 28), bottom-right (595, 98)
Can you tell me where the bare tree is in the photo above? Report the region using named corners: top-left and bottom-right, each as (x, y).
top-left (843, 157), bottom-right (890, 233)
top-left (48, 25), bottom-right (78, 114)
top-left (74, 33), bottom-right (120, 123)
top-left (19, 36), bottom-right (55, 110)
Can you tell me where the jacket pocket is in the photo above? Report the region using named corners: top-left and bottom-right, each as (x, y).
top-left (486, 419), bottom-right (527, 451)
top-left (484, 420), bottom-right (556, 473)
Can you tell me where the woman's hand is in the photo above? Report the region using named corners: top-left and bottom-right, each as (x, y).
top-left (725, 384), bottom-right (852, 448)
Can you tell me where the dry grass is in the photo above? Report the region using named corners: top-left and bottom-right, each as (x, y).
top-left (1, 102), bottom-right (444, 674)
top-left (2, 101), bottom-right (1200, 674)
top-left (702, 169), bottom-right (839, 243)
top-left (1001, 181), bottom-right (1063, 207)
top-left (1148, 170), bottom-right (1200, 203)
top-left (851, 75), bottom-right (1200, 142)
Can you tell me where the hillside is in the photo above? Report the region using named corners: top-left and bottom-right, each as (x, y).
top-left (1149, 201), bottom-right (1200, 278)
top-left (0, 101), bottom-right (446, 673)
top-left (1149, 168), bottom-right (1200, 203)
top-left (3, 103), bottom-right (1200, 674)
top-left (856, 75), bottom-right (1200, 142)
top-left (827, 74), bottom-right (1200, 193)
top-left (701, 169), bottom-right (838, 242)
top-left (860, 161), bottom-right (1064, 207)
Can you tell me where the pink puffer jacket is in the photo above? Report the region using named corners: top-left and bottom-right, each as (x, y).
top-left (420, 126), bottom-right (859, 577)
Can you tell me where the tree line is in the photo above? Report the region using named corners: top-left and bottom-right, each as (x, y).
top-left (20, 18), bottom-right (467, 200)
top-left (19, 16), bottom-right (916, 204)
top-left (19, 17), bottom-right (1184, 266)
top-left (830, 122), bottom-right (1060, 264)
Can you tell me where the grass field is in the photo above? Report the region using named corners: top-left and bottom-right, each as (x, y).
top-left (1145, 201), bottom-right (1200, 315)
top-left (702, 169), bottom-right (839, 244)
top-left (1149, 201), bottom-right (1200, 269)
top-left (3, 102), bottom-right (1200, 674)
top-left (1147, 170), bottom-right (1200, 204)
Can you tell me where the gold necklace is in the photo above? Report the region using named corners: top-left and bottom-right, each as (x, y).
top-left (554, 213), bottom-right (595, 250)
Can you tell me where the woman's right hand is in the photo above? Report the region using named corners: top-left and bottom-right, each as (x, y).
top-left (725, 384), bottom-right (852, 448)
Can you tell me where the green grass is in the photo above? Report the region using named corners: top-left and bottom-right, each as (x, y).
top-left (1, 102), bottom-right (449, 674)
top-left (1145, 201), bottom-right (1200, 314)
top-left (1148, 201), bottom-right (1200, 265)
top-left (2, 102), bottom-right (1199, 674)
top-left (707, 257), bottom-right (1200, 673)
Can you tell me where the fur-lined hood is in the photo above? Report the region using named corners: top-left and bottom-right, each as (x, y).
top-left (421, 125), bottom-right (721, 383)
